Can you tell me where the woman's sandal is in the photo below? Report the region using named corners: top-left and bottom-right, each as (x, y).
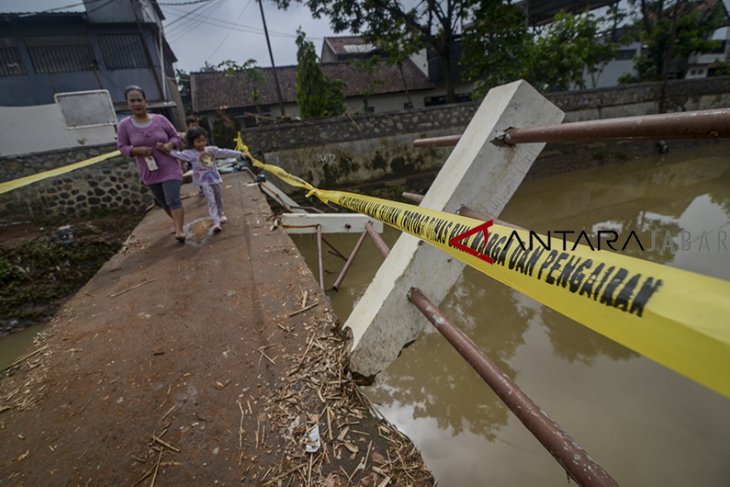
top-left (175, 233), bottom-right (186, 242)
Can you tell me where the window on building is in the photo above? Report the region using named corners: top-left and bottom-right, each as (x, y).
top-left (26, 36), bottom-right (95, 74)
top-left (0, 40), bottom-right (25, 76)
top-left (615, 49), bottom-right (636, 61)
top-left (424, 92), bottom-right (472, 107)
top-left (711, 40), bottom-right (727, 55)
top-left (99, 34), bottom-right (148, 70)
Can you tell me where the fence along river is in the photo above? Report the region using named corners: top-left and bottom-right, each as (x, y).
top-left (292, 141), bottom-right (730, 486)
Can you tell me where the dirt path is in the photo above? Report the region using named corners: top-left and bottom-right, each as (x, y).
top-left (0, 172), bottom-right (433, 486)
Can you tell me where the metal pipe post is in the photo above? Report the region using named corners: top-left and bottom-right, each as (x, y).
top-left (402, 192), bottom-right (425, 203)
top-left (365, 222), bottom-right (390, 258)
top-left (332, 229), bottom-right (368, 291)
top-left (412, 134), bottom-right (461, 147)
top-left (412, 109), bottom-right (730, 147)
top-left (316, 224), bottom-right (325, 291)
top-left (257, 0), bottom-right (286, 117)
top-left (407, 288), bottom-right (619, 487)
top-left (456, 207), bottom-right (524, 231)
top-left (501, 108), bottom-right (730, 144)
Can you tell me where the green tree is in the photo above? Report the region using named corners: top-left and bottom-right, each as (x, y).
top-left (276, 0), bottom-right (479, 102)
top-left (295, 29), bottom-right (345, 118)
top-left (199, 60), bottom-right (218, 72)
top-left (211, 110), bottom-right (239, 149)
top-left (630, 0), bottom-right (724, 81)
top-left (350, 55), bottom-right (385, 112)
top-left (463, 7), bottom-right (616, 96)
top-left (526, 12), bottom-right (617, 92)
top-left (461, 0), bottom-right (529, 96)
top-left (217, 59), bottom-right (265, 114)
top-left (175, 68), bottom-right (192, 114)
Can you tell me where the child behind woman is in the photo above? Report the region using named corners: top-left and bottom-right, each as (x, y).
top-left (171, 127), bottom-right (246, 232)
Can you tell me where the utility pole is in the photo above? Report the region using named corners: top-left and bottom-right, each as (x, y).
top-left (258, 0), bottom-right (286, 117)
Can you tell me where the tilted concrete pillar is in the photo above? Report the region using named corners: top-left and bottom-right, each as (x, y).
top-left (346, 80), bottom-right (565, 377)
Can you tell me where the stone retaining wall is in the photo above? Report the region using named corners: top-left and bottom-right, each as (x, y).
top-left (240, 77), bottom-right (730, 193)
top-left (0, 143), bottom-right (120, 183)
top-left (0, 153), bottom-right (151, 225)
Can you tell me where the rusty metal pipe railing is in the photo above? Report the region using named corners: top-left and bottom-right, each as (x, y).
top-left (316, 224), bottom-right (325, 291)
top-left (501, 108), bottom-right (730, 144)
top-left (362, 227), bottom-right (616, 485)
top-left (413, 134), bottom-right (461, 147)
top-left (402, 191), bottom-right (425, 203)
top-left (413, 108), bottom-right (730, 147)
top-left (365, 221), bottom-right (390, 258)
top-left (456, 206), bottom-right (525, 231)
top-left (407, 288), bottom-right (619, 487)
top-left (332, 229), bottom-right (368, 291)
top-left (401, 192), bottom-right (524, 231)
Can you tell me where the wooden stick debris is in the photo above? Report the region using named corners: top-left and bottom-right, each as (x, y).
top-left (262, 463), bottom-right (307, 486)
top-left (276, 323), bottom-right (293, 333)
top-left (129, 464), bottom-right (156, 487)
top-left (238, 401), bottom-right (245, 450)
top-left (160, 406), bottom-right (175, 423)
top-left (301, 290), bottom-right (309, 308)
top-left (152, 436), bottom-right (180, 453)
top-left (109, 278), bottom-right (156, 299)
top-left (257, 348), bottom-right (276, 365)
top-left (149, 450), bottom-right (163, 487)
top-left (1, 345), bottom-right (49, 372)
top-left (288, 301), bottom-right (319, 318)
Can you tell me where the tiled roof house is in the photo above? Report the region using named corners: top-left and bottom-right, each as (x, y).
top-left (189, 35), bottom-right (464, 124)
top-left (191, 57), bottom-right (434, 118)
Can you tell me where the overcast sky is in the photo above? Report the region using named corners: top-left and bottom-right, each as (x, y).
top-left (3, 0), bottom-right (730, 74)
top-left (0, 0), bottom-right (351, 73)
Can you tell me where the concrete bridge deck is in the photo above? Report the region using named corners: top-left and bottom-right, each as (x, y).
top-left (0, 172), bottom-right (432, 486)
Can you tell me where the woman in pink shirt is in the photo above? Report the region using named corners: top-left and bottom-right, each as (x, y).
top-left (117, 85), bottom-right (186, 242)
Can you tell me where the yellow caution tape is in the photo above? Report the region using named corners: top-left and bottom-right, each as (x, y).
top-left (0, 150), bottom-right (121, 196)
top-left (237, 134), bottom-right (730, 398)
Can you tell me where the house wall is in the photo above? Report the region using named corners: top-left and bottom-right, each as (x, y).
top-left (585, 42), bottom-right (641, 88)
top-left (0, 25), bottom-right (160, 106)
top-left (0, 22), bottom-right (181, 125)
top-left (0, 143), bottom-right (151, 224)
top-left (243, 76), bottom-right (730, 193)
top-left (344, 91), bottom-right (431, 114)
top-left (0, 103), bottom-right (116, 157)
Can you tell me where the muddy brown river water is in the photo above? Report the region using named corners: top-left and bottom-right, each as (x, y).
top-left (294, 142), bottom-right (730, 486)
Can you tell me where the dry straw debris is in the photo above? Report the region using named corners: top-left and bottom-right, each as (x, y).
top-left (259, 311), bottom-right (434, 487)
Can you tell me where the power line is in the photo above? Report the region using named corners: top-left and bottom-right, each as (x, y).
top-left (206, 0), bottom-right (253, 60)
top-left (167, 5), bottom-right (248, 45)
top-left (164, 4), bottom-right (309, 39)
top-left (87, 0), bottom-right (117, 14)
top-left (164, 0), bottom-right (229, 45)
top-left (163, 0), bottom-right (224, 33)
top-left (14, 0), bottom-right (108, 15)
top-left (158, 0), bottom-right (213, 5)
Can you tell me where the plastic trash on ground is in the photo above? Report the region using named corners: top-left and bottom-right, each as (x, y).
top-left (304, 423), bottom-right (321, 453)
